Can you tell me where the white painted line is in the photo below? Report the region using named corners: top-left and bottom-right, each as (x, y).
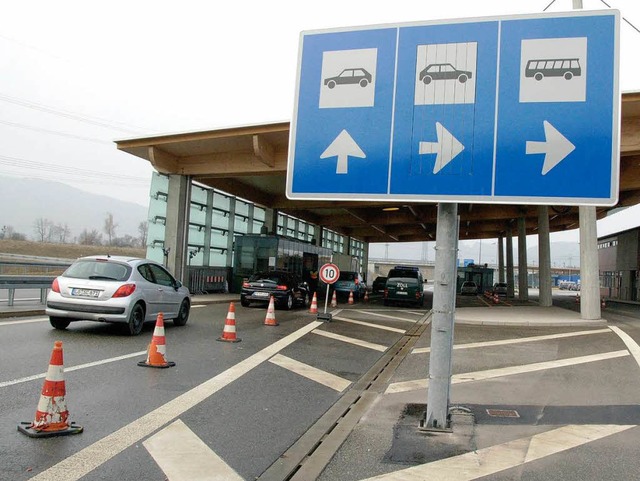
top-left (386, 350), bottom-right (630, 394)
top-left (191, 305), bottom-right (207, 309)
top-left (354, 310), bottom-right (418, 322)
top-left (29, 320), bottom-right (324, 481)
top-left (412, 328), bottom-right (611, 354)
top-left (333, 316), bottom-right (406, 334)
top-left (609, 325), bottom-right (640, 369)
top-left (313, 329), bottom-right (387, 352)
top-left (269, 354), bottom-right (351, 392)
top-left (0, 316), bottom-right (49, 326)
top-left (360, 424), bottom-right (635, 480)
top-left (143, 419), bottom-right (243, 481)
top-left (0, 350), bottom-right (147, 389)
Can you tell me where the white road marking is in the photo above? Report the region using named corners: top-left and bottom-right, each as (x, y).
top-left (386, 350), bottom-right (630, 394)
top-left (0, 316), bottom-right (49, 325)
top-left (354, 310), bottom-right (419, 322)
top-left (29, 320), bottom-right (323, 481)
top-left (359, 424), bottom-right (635, 481)
top-left (333, 316), bottom-right (406, 333)
top-left (269, 354), bottom-right (351, 392)
top-left (143, 419), bottom-right (243, 481)
top-left (191, 305), bottom-right (207, 309)
top-left (609, 325), bottom-right (640, 368)
top-left (313, 329), bottom-right (387, 352)
top-left (0, 350), bottom-right (147, 388)
top-left (412, 328), bottom-right (611, 354)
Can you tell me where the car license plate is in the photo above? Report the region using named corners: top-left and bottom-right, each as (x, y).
top-left (397, 292), bottom-right (408, 295)
top-left (254, 292), bottom-right (270, 298)
top-left (71, 288), bottom-right (100, 298)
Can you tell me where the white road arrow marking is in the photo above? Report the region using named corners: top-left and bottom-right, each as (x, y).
top-left (526, 120), bottom-right (576, 175)
top-left (418, 122), bottom-right (465, 174)
top-left (320, 129), bottom-right (366, 174)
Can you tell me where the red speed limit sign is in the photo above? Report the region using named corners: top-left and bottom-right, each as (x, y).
top-left (319, 263), bottom-right (340, 284)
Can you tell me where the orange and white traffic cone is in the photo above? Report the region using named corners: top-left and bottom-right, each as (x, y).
top-left (264, 295), bottom-right (279, 326)
top-left (138, 312), bottom-right (175, 368)
top-left (309, 292), bottom-right (318, 314)
top-left (493, 294), bottom-right (499, 304)
top-left (218, 302), bottom-right (241, 342)
top-left (18, 341), bottom-right (83, 438)
top-left (601, 298), bottom-right (607, 308)
top-left (364, 291), bottom-right (369, 302)
top-left (348, 290), bottom-right (354, 305)
top-left (331, 291), bottom-right (338, 308)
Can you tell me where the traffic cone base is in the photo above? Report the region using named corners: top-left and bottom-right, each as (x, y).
top-left (138, 313), bottom-right (175, 368)
top-left (264, 296), bottom-right (279, 326)
top-left (18, 341), bottom-right (83, 438)
top-left (218, 302), bottom-right (242, 342)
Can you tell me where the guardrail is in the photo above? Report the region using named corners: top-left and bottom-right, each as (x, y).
top-left (0, 275), bottom-right (56, 306)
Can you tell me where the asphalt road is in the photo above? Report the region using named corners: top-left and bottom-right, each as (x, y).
top-left (1, 293), bottom-right (640, 481)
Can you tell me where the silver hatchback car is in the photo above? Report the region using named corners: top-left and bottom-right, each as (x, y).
top-left (46, 255), bottom-right (191, 335)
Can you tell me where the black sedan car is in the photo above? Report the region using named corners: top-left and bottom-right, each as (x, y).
top-left (240, 271), bottom-right (310, 310)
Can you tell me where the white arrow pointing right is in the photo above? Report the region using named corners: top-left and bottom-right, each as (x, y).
top-left (526, 120), bottom-right (576, 175)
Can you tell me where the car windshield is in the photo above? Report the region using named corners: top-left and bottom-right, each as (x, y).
top-left (64, 260), bottom-right (130, 281)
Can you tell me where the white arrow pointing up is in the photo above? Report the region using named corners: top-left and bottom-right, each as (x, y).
top-left (320, 129), bottom-right (366, 174)
top-left (526, 120), bottom-right (576, 175)
top-left (418, 122), bottom-right (465, 174)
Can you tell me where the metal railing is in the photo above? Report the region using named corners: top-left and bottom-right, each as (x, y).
top-left (0, 275), bottom-right (56, 306)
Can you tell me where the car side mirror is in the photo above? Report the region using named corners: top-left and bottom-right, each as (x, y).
top-left (174, 280), bottom-right (182, 290)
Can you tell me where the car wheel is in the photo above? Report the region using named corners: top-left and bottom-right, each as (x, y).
top-left (49, 317), bottom-right (70, 330)
top-left (302, 292), bottom-right (310, 308)
top-left (422, 76), bottom-right (432, 85)
top-left (241, 298), bottom-right (250, 307)
top-left (173, 298), bottom-right (190, 326)
top-left (458, 74), bottom-right (468, 83)
top-left (327, 80), bottom-right (336, 89)
top-left (383, 299), bottom-right (389, 306)
top-left (127, 303), bottom-right (145, 336)
top-left (359, 79), bottom-right (369, 87)
top-left (279, 293), bottom-right (293, 310)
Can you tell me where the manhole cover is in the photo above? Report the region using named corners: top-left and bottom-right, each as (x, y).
top-left (486, 409), bottom-right (520, 418)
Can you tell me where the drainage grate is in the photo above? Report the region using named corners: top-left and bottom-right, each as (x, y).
top-left (486, 409), bottom-right (520, 418)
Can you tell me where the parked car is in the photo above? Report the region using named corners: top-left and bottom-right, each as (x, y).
top-left (333, 271), bottom-right (367, 301)
top-left (460, 281), bottom-right (478, 296)
top-left (371, 276), bottom-right (388, 294)
top-left (241, 271), bottom-right (309, 310)
top-left (384, 266), bottom-right (424, 307)
top-left (45, 255), bottom-right (191, 336)
top-left (492, 282), bottom-right (508, 297)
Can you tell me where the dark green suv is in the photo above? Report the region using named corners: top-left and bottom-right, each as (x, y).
top-left (384, 266), bottom-right (425, 307)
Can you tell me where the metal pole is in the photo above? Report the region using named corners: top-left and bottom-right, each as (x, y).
top-left (424, 202), bottom-right (458, 430)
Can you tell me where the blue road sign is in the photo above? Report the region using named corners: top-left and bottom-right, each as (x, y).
top-left (286, 10), bottom-right (620, 206)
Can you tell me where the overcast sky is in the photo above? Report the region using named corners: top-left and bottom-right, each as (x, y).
top-left (1, 0), bottom-right (639, 244)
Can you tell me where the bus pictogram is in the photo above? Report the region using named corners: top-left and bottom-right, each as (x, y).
top-left (525, 58), bottom-right (582, 81)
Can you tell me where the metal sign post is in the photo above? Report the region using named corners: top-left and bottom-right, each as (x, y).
top-left (318, 263), bottom-right (340, 321)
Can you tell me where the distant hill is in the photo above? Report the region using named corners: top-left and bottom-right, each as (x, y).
top-left (0, 176), bottom-right (148, 240)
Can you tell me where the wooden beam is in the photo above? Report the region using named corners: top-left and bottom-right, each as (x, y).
top-left (148, 146), bottom-right (179, 174)
top-left (252, 134), bottom-right (276, 167)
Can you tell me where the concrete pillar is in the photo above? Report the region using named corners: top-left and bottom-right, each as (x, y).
top-left (498, 234), bottom-right (505, 283)
top-left (425, 203), bottom-right (458, 431)
top-left (225, 197), bottom-right (236, 268)
top-left (538, 206), bottom-right (553, 307)
top-left (579, 206), bottom-right (601, 319)
top-left (506, 226), bottom-right (515, 298)
top-left (165, 174), bottom-right (191, 283)
top-left (263, 208), bottom-right (278, 235)
top-left (517, 216), bottom-right (529, 301)
top-left (247, 204), bottom-right (255, 234)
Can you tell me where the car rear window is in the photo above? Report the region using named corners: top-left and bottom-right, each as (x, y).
top-left (388, 269), bottom-right (419, 279)
top-left (338, 272), bottom-right (357, 281)
top-left (64, 260), bottom-right (130, 281)
top-left (250, 273), bottom-right (287, 284)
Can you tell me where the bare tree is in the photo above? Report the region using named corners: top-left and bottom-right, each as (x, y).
top-left (79, 229), bottom-right (102, 245)
top-left (103, 212), bottom-right (118, 246)
top-left (138, 221), bottom-right (148, 248)
top-left (33, 218), bottom-right (53, 242)
top-left (58, 223), bottom-right (71, 243)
